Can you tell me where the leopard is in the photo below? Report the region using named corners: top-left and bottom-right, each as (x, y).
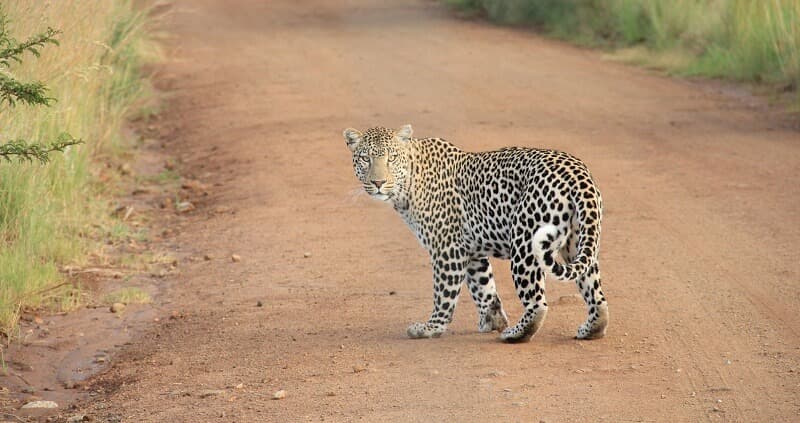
top-left (342, 124), bottom-right (608, 342)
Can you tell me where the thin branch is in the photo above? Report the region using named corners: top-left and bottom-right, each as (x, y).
top-left (0, 26), bottom-right (60, 67)
top-left (0, 74), bottom-right (53, 107)
top-left (0, 134), bottom-right (83, 164)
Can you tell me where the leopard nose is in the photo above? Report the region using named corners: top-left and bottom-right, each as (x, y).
top-left (371, 180), bottom-right (386, 189)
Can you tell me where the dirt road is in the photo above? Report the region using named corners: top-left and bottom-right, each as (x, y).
top-left (80, 0), bottom-right (799, 421)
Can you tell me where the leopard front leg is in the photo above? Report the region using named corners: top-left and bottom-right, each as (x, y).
top-left (407, 248), bottom-right (467, 339)
top-left (465, 257), bottom-right (508, 333)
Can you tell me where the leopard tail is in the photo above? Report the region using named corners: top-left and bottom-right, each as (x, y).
top-left (532, 191), bottom-right (600, 281)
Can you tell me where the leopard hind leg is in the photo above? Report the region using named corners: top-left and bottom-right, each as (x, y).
top-left (500, 258), bottom-right (548, 343)
top-left (574, 262), bottom-right (608, 339)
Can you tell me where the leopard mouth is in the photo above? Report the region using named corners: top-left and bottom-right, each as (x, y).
top-left (371, 192), bottom-right (392, 201)
top-left (364, 184), bottom-right (395, 201)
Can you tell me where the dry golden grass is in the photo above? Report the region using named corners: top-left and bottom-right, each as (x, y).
top-left (0, 1), bottom-right (155, 336)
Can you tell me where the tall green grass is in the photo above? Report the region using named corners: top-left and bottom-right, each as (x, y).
top-left (447, 0), bottom-right (800, 101)
top-left (0, 2), bottom-right (153, 336)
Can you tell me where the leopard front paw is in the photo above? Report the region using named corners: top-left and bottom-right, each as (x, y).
top-left (407, 322), bottom-right (446, 339)
top-left (499, 324), bottom-right (534, 343)
top-left (478, 307), bottom-right (508, 333)
top-left (499, 307), bottom-right (547, 343)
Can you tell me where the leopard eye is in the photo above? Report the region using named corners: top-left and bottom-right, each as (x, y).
top-left (388, 154), bottom-right (398, 163)
top-left (359, 155), bottom-right (370, 164)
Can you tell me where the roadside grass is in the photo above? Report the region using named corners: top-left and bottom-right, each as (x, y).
top-left (104, 287), bottom-right (152, 306)
top-left (445, 0), bottom-right (800, 106)
top-left (0, 2), bottom-right (156, 336)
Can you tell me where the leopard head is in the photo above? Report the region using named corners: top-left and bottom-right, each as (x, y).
top-left (343, 125), bottom-right (413, 202)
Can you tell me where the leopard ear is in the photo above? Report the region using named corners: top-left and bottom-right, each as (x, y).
top-left (343, 128), bottom-right (362, 152)
top-left (395, 124), bottom-right (413, 142)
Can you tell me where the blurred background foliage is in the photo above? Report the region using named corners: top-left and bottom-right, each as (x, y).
top-left (447, 0), bottom-right (799, 102)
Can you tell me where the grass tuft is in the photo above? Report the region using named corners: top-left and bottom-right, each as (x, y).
top-left (104, 287), bottom-right (151, 305)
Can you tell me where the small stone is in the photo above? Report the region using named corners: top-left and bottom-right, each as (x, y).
top-left (67, 415), bottom-right (89, 423)
top-left (176, 201), bottom-right (195, 213)
top-left (213, 206), bottom-right (232, 214)
top-left (725, 359), bottom-right (732, 365)
top-left (326, 392), bottom-right (336, 397)
top-left (231, 254), bottom-right (241, 262)
top-left (21, 400), bottom-right (58, 409)
top-left (353, 365), bottom-right (367, 373)
top-left (503, 388), bottom-right (512, 392)
top-left (164, 159), bottom-right (176, 170)
top-left (303, 252), bottom-right (312, 258)
top-left (199, 390), bottom-right (224, 398)
top-left (111, 204), bottom-right (127, 217)
top-left (110, 303), bottom-right (125, 313)
top-left (235, 383), bottom-right (244, 389)
top-left (21, 386), bottom-right (35, 394)
top-left (119, 163), bottom-right (132, 176)
top-left (272, 390), bottom-right (286, 400)
top-left (487, 370), bottom-right (506, 377)
top-left (388, 291), bottom-right (397, 296)
top-left (204, 254), bottom-right (213, 261)
top-left (660, 394), bottom-right (666, 399)
top-left (181, 179), bottom-right (208, 192)
top-left (64, 381), bottom-right (79, 390)
top-left (256, 301), bottom-right (263, 307)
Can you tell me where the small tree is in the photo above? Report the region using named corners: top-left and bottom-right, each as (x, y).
top-left (0, 8), bottom-right (81, 164)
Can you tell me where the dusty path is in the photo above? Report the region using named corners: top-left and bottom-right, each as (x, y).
top-left (81, 0), bottom-right (799, 421)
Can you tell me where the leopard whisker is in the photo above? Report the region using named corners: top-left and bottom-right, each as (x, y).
top-left (345, 186), bottom-right (370, 203)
